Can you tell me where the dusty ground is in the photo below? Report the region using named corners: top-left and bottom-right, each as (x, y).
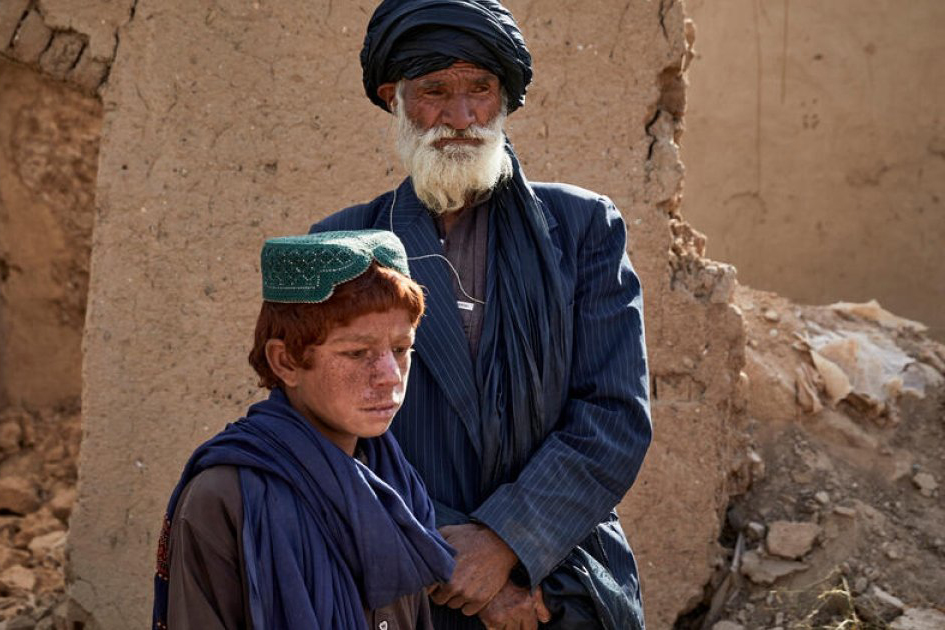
top-left (678, 286), bottom-right (945, 630)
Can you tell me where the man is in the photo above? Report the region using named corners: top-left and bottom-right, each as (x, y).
top-left (313, 2), bottom-right (652, 628)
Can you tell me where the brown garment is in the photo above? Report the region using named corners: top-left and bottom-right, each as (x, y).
top-left (167, 465), bottom-right (433, 630)
top-left (437, 202), bottom-right (489, 358)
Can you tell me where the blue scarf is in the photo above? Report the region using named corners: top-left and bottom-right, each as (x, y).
top-left (152, 388), bottom-right (455, 629)
top-left (476, 142), bottom-right (570, 492)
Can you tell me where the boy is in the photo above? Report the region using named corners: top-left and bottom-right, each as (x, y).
top-left (152, 231), bottom-right (455, 629)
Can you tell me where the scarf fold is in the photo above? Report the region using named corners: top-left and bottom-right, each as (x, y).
top-left (152, 388), bottom-right (455, 630)
top-left (475, 139), bottom-right (571, 492)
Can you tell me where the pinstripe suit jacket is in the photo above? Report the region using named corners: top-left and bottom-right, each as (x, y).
top-left (312, 178), bottom-right (651, 628)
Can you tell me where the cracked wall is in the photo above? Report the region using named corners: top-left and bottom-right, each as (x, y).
top-left (67, 0), bottom-right (746, 627)
top-left (682, 0), bottom-right (945, 341)
top-left (0, 0), bottom-right (136, 94)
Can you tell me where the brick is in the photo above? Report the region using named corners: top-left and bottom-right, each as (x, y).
top-left (11, 10), bottom-right (52, 64)
top-left (0, 0), bottom-right (30, 52)
top-left (40, 31), bottom-right (86, 79)
top-left (68, 49), bottom-right (109, 93)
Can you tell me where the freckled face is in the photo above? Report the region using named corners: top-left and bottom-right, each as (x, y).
top-left (288, 309), bottom-right (416, 455)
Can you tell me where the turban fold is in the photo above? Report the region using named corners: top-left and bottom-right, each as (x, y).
top-left (361, 0), bottom-right (532, 112)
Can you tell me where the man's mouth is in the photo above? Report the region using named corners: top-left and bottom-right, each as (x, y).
top-left (432, 137), bottom-right (483, 150)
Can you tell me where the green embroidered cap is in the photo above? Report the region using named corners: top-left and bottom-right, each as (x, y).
top-left (261, 230), bottom-right (411, 303)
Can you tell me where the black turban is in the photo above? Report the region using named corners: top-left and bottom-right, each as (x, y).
top-left (361, 0), bottom-right (533, 113)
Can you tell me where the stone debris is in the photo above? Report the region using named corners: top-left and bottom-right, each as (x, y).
top-left (711, 621), bottom-right (745, 630)
top-left (829, 300), bottom-right (927, 333)
top-left (809, 350), bottom-right (853, 406)
top-left (47, 488), bottom-right (75, 523)
top-left (763, 308), bottom-right (780, 322)
top-left (814, 491), bottom-right (830, 505)
top-left (745, 521), bottom-right (765, 541)
top-left (765, 521), bottom-right (820, 559)
top-left (739, 549), bottom-right (808, 585)
top-left (854, 585), bottom-right (905, 623)
top-left (12, 510), bottom-right (64, 549)
top-left (0, 565), bottom-right (35, 593)
top-left (0, 479), bottom-right (39, 516)
top-left (28, 531), bottom-right (66, 560)
top-left (890, 607), bottom-right (945, 630)
top-left (807, 323), bottom-right (944, 413)
top-left (0, 548), bottom-right (29, 572)
top-left (911, 472), bottom-right (938, 497)
top-left (795, 363), bottom-right (823, 413)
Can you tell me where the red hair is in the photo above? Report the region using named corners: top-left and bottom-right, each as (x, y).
top-left (248, 262), bottom-right (424, 389)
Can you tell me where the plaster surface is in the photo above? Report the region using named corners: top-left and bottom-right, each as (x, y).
top-left (683, 0), bottom-right (945, 340)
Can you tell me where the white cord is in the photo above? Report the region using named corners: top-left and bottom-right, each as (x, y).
top-left (388, 188), bottom-right (486, 306)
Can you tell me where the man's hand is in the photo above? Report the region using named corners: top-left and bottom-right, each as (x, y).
top-left (429, 523), bottom-right (519, 615)
top-left (479, 581), bottom-right (552, 630)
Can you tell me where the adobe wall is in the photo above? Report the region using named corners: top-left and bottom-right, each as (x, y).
top-left (0, 58), bottom-right (100, 412)
top-left (682, 0), bottom-right (945, 340)
top-left (67, 1), bottom-right (745, 627)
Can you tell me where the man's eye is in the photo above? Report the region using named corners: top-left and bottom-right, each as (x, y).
top-left (341, 350), bottom-right (367, 359)
top-left (392, 346), bottom-right (413, 356)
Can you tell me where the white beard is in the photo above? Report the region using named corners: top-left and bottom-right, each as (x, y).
top-left (394, 96), bottom-right (512, 215)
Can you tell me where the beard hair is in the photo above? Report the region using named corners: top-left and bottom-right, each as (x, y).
top-left (394, 86), bottom-right (512, 215)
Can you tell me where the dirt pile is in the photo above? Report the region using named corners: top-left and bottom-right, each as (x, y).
top-left (0, 405), bottom-right (79, 629)
top-left (679, 286), bottom-right (945, 629)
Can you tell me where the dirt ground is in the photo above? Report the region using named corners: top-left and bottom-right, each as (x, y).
top-left (677, 286), bottom-right (945, 630)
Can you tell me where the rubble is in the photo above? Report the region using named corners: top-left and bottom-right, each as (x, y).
top-left (890, 607), bottom-right (945, 630)
top-left (0, 479), bottom-right (39, 516)
top-left (678, 287), bottom-right (945, 629)
top-left (911, 472), bottom-right (938, 497)
top-left (765, 521), bottom-right (820, 559)
top-left (739, 550), bottom-right (808, 585)
top-left (854, 585), bottom-right (905, 623)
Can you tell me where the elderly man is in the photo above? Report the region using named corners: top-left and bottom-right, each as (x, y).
top-left (313, 1), bottom-right (652, 628)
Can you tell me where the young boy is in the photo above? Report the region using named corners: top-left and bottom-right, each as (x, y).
top-left (152, 231), bottom-right (455, 630)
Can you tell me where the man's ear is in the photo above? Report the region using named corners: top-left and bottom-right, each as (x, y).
top-left (265, 340), bottom-right (300, 388)
top-left (377, 82), bottom-right (397, 110)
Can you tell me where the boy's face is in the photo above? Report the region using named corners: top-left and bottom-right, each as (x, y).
top-left (284, 308), bottom-right (416, 455)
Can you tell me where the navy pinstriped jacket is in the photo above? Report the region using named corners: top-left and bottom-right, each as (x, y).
top-left (312, 178), bottom-right (651, 629)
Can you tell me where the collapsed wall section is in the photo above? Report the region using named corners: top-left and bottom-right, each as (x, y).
top-left (0, 58), bottom-right (100, 624)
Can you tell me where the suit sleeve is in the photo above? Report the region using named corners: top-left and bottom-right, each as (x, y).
top-left (471, 196), bottom-right (652, 587)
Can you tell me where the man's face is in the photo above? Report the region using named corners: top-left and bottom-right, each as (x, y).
top-left (288, 309), bottom-right (416, 455)
top-left (378, 62), bottom-right (511, 214)
top-left (383, 62), bottom-right (503, 134)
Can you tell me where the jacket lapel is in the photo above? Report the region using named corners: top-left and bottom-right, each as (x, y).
top-left (374, 180), bottom-right (482, 452)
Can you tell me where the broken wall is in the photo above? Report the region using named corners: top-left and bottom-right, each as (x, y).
top-left (0, 59), bottom-right (100, 410)
top-left (67, 0), bottom-right (745, 627)
top-left (682, 0), bottom-right (945, 340)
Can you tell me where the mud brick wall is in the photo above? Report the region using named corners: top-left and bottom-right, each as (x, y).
top-left (65, 1), bottom-right (746, 627)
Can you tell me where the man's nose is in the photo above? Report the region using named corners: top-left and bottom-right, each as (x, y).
top-left (371, 351), bottom-right (402, 386)
top-left (441, 95), bottom-right (476, 130)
